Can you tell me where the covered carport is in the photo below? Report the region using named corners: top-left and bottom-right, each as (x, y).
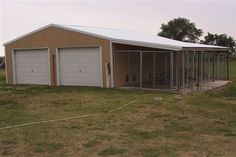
top-left (179, 48), bottom-right (229, 89)
top-left (112, 43), bottom-right (180, 90)
top-left (112, 43), bottom-right (229, 90)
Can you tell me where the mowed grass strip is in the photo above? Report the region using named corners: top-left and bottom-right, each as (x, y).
top-left (0, 57), bottom-right (236, 156)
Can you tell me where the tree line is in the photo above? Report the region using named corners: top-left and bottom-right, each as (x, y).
top-left (158, 17), bottom-right (236, 54)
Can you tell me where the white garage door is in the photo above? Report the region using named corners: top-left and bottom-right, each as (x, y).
top-left (14, 49), bottom-right (50, 85)
top-left (58, 47), bottom-right (102, 87)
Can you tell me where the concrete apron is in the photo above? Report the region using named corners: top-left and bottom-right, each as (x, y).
top-left (181, 80), bottom-right (231, 94)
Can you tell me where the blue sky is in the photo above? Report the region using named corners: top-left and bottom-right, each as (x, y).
top-left (1, 0), bottom-right (236, 56)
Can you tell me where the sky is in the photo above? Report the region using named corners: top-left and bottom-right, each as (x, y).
top-left (0, 0), bottom-right (236, 56)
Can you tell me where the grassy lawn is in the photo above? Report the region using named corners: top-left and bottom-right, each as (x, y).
top-left (0, 70), bottom-right (5, 91)
top-left (0, 58), bottom-right (236, 157)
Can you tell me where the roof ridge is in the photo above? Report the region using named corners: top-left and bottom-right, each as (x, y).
top-left (58, 24), bottom-right (142, 33)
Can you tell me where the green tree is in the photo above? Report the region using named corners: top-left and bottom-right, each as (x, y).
top-left (158, 17), bottom-right (203, 43)
top-left (201, 33), bottom-right (236, 54)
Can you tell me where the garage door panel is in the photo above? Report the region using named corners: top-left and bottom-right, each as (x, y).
top-left (15, 54), bottom-right (48, 64)
top-left (14, 49), bottom-right (49, 85)
top-left (60, 57), bottom-right (100, 63)
top-left (60, 74), bottom-right (100, 79)
top-left (16, 77), bottom-right (49, 85)
top-left (60, 67), bottom-right (100, 74)
top-left (60, 78), bottom-right (100, 86)
top-left (58, 47), bottom-right (101, 86)
top-left (60, 54), bottom-right (100, 58)
top-left (16, 65), bottom-right (48, 72)
top-left (59, 62), bottom-right (100, 68)
top-left (60, 49), bottom-right (99, 56)
top-left (17, 73), bottom-right (49, 77)
top-left (16, 59), bottom-right (48, 65)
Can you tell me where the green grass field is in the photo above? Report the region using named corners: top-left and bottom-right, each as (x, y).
top-left (0, 58), bottom-right (236, 157)
top-left (0, 70), bottom-right (5, 90)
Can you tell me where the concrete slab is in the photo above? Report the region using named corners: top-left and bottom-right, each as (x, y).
top-left (181, 81), bottom-right (231, 94)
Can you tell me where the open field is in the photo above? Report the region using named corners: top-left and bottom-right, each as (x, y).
top-left (0, 70), bottom-right (5, 88)
top-left (0, 58), bottom-right (236, 157)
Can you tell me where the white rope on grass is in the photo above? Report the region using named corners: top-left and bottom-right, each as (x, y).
top-left (109, 99), bottom-right (137, 113)
top-left (0, 113), bottom-right (101, 130)
top-left (0, 99), bottom-right (137, 130)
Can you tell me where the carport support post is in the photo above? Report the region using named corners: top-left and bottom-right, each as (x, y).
top-left (220, 54), bottom-right (223, 79)
top-left (176, 52), bottom-right (181, 90)
top-left (223, 53), bottom-right (226, 79)
top-left (165, 53), bottom-right (168, 84)
top-left (186, 52), bottom-right (189, 86)
top-left (217, 54), bottom-right (220, 80)
top-left (152, 52), bottom-right (156, 88)
top-left (208, 52), bottom-right (211, 80)
top-left (192, 51), bottom-right (195, 84)
top-left (197, 51), bottom-right (200, 86)
top-left (140, 51), bottom-right (143, 88)
top-left (227, 51), bottom-right (229, 80)
top-left (182, 51), bottom-right (185, 87)
top-left (170, 51), bottom-right (174, 89)
top-left (212, 52), bottom-right (215, 81)
top-left (202, 52), bottom-right (205, 82)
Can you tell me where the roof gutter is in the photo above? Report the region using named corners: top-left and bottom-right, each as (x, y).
top-left (182, 47), bottom-right (231, 52)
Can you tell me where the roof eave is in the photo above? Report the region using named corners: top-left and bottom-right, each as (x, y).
top-left (111, 39), bottom-right (182, 51)
top-left (182, 47), bottom-right (230, 52)
top-left (3, 24), bottom-right (54, 46)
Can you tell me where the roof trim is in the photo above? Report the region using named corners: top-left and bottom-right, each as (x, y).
top-left (112, 39), bottom-right (182, 51)
top-left (4, 24), bottom-right (52, 46)
top-left (182, 47), bottom-right (230, 51)
top-left (3, 24), bottom-right (112, 46)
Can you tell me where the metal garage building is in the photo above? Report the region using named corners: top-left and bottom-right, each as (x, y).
top-left (4, 24), bottom-right (230, 90)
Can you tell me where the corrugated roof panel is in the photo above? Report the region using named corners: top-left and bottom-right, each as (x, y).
top-left (4, 23), bottom-right (229, 50)
top-left (61, 24), bottom-right (228, 50)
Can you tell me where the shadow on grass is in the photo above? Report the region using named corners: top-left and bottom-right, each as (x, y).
top-left (140, 146), bottom-right (176, 157)
top-left (98, 146), bottom-right (126, 156)
top-left (34, 142), bottom-right (63, 153)
top-left (221, 84), bottom-right (236, 99)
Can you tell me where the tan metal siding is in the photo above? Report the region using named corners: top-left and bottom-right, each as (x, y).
top-left (114, 52), bottom-right (140, 86)
top-left (5, 27), bottom-right (111, 87)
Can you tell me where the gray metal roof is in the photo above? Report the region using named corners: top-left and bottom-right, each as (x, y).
top-left (4, 24), bottom-right (229, 51)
